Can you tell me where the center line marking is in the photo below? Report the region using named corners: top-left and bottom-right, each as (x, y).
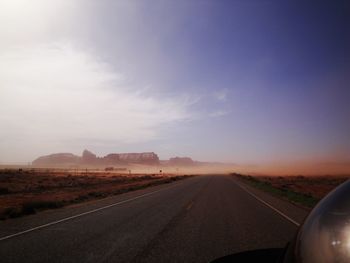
top-left (186, 201), bottom-right (194, 210)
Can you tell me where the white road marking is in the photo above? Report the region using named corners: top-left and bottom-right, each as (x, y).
top-left (233, 179), bottom-right (301, 227)
top-left (0, 182), bottom-right (183, 242)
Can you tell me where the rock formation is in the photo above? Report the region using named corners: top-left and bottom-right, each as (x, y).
top-left (32, 150), bottom-right (160, 167)
top-left (32, 153), bottom-right (80, 166)
top-left (82, 150), bottom-right (97, 163)
top-left (117, 152), bottom-right (159, 165)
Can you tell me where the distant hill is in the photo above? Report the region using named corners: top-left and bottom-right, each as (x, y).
top-left (32, 150), bottom-right (160, 167)
top-left (32, 150), bottom-right (229, 169)
top-left (167, 157), bottom-right (195, 166)
top-left (32, 153), bottom-right (81, 167)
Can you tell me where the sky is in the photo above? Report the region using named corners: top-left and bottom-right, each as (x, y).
top-left (0, 0), bottom-right (349, 174)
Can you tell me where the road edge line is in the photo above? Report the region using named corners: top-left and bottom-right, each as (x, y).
top-left (232, 178), bottom-right (301, 227)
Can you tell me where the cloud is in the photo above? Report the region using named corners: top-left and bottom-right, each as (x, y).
top-left (0, 0), bottom-right (75, 49)
top-left (213, 88), bottom-right (229, 101)
top-left (209, 110), bottom-right (230, 118)
top-left (0, 42), bottom-right (192, 161)
top-left (0, 1), bottom-right (199, 162)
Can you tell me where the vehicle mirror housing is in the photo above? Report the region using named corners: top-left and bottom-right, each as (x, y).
top-left (284, 180), bottom-right (350, 263)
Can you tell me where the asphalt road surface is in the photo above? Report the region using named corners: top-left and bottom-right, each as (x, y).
top-left (0, 175), bottom-right (308, 262)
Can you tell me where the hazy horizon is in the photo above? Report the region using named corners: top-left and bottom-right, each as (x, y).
top-left (0, 1), bottom-right (349, 175)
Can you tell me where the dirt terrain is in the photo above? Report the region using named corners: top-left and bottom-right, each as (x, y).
top-left (0, 168), bottom-right (191, 219)
top-left (235, 173), bottom-right (350, 208)
top-left (262, 175), bottom-right (349, 198)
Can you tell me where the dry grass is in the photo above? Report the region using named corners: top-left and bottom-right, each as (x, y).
top-left (234, 173), bottom-right (350, 208)
top-left (0, 168), bottom-right (192, 219)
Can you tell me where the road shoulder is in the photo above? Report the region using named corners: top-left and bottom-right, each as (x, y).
top-left (230, 176), bottom-right (309, 225)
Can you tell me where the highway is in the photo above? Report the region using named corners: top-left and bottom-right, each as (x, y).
top-left (0, 175), bottom-right (308, 262)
